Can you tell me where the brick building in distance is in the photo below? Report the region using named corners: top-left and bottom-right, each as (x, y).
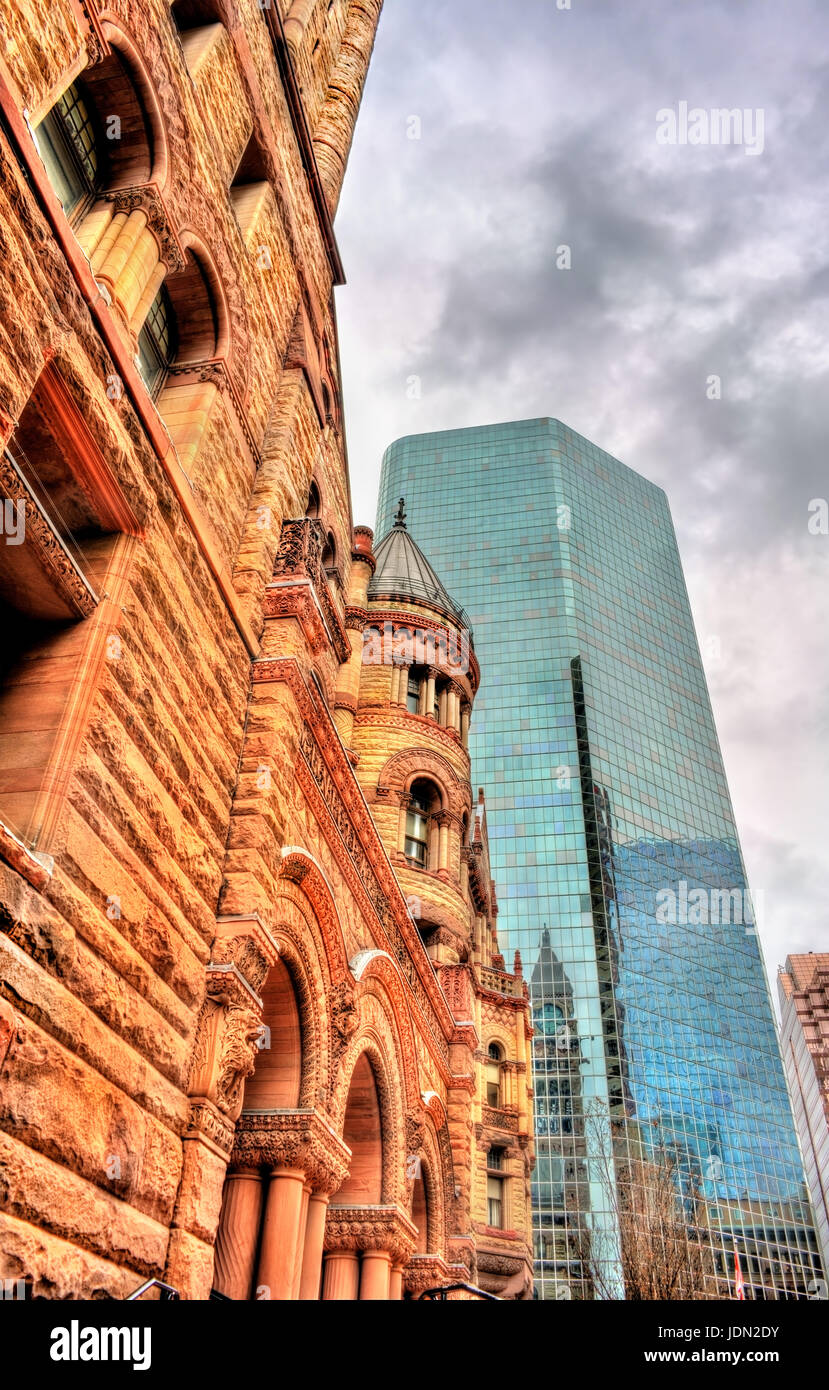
top-left (0, 0), bottom-right (533, 1299)
top-left (778, 954), bottom-right (829, 1283)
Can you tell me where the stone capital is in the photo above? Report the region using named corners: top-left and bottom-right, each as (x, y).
top-left (324, 1204), bottom-right (418, 1265)
top-left (403, 1254), bottom-right (455, 1298)
top-left (231, 1109), bottom-right (351, 1194)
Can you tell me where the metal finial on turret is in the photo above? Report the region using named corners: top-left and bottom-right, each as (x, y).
top-left (394, 497), bottom-right (407, 529)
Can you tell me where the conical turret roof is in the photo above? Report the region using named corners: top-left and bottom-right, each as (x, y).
top-left (369, 498), bottom-right (469, 628)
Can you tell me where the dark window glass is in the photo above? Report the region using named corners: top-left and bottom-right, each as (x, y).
top-left (137, 287), bottom-right (175, 397)
top-left (36, 83), bottom-right (98, 217)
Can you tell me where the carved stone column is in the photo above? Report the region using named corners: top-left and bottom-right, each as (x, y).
top-left (322, 1251), bottom-right (360, 1300)
top-left (166, 915), bottom-right (277, 1299)
top-left (324, 1205), bottom-right (417, 1302)
top-left (461, 704), bottom-right (470, 749)
top-left (424, 669), bottom-right (437, 718)
top-left (257, 1167), bottom-right (308, 1300)
top-left (299, 1192), bottom-right (330, 1300)
top-left (436, 811), bottom-right (451, 873)
top-left (212, 1170), bottom-right (264, 1300)
top-left (229, 1109), bottom-right (351, 1301)
top-left (360, 1251), bottom-right (392, 1299)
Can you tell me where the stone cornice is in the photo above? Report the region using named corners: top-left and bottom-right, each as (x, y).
top-left (324, 1204), bottom-right (418, 1263)
top-left (232, 1109), bottom-right (351, 1193)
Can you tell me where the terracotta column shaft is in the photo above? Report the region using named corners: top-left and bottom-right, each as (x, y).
top-left (299, 1192), bottom-right (330, 1300)
top-left (389, 1265), bottom-right (404, 1301)
top-left (212, 1170), bottom-right (264, 1301)
top-left (360, 1250), bottom-right (392, 1300)
top-left (256, 1167), bottom-right (308, 1300)
top-left (323, 1250), bottom-right (360, 1300)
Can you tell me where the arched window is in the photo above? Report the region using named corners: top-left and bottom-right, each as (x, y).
top-left (404, 778), bottom-right (440, 869)
top-left (35, 41), bottom-right (162, 222)
top-left (322, 531), bottom-right (336, 571)
top-left (485, 1042), bottom-right (503, 1107)
top-left (406, 670), bottom-right (421, 714)
top-left (162, 249), bottom-right (220, 365)
top-left (136, 285), bottom-right (176, 397)
top-left (305, 481), bottom-right (321, 519)
top-left (35, 80), bottom-right (100, 219)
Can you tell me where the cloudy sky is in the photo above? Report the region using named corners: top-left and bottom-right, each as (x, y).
top-left (333, 0), bottom-right (829, 987)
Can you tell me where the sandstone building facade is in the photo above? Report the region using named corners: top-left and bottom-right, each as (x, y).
top-left (0, 0), bottom-right (533, 1299)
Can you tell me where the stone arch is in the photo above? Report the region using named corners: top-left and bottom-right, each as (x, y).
top-left (175, 229), bottom-right (232, 363)
top-left (378, 746), bottom-right (471, 819)
top-left (333, 1034), bottom-right (402, 1204)
top-left (278, 846), bottom-right (350, 981)
top-left (422, 1092), bottom-right (456, 1237)
top-left (251, 891), bottom-right (331, 1111)
top-left (94, 19), bottom-right (170, 187)
top-left (349, 950), bottom-right (420, 1111)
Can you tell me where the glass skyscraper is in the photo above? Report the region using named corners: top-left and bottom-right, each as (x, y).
top-left (376, 418), bottom-right (824, 1299)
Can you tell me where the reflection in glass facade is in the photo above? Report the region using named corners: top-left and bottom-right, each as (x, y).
top-left (377, 418), bottom-right (824, 1298)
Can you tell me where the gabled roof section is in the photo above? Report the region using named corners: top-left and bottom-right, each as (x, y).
top-left (368, 497), bottom-right (469, 628)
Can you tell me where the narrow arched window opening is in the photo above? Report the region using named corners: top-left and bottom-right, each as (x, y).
top-left (35, 81), bottom-right (101, 220)
top-left (136, 285), bottom-right (176, 398)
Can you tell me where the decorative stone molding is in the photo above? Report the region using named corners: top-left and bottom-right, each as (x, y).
top-left (324, 1204), bottom-right (418, 1264)
top-left (185, 1098), bottom-right (236, 1156)
top-left (0, 450), bottom-right (99, 618)
top-left (480, 1105), bottom-right (520, 1134)
top-left (166, 360), bottom-right (260, 469)
top-left (329, 979), bottom-right (359, 1085)
top-left (188, 940), bottom-right (266, 1124)
top-left (403, 1254), bottom-right (455, 1298)
top-left (344, 605), bottom-right (368, 630)
top-left (104, 185), bottom-right (186, 271)
top-left (266, 517), bottom-right (349, 663)
top-left (405, 1112), bottom-right (425, 1157)
top-left (213, 913), bottom-right (279, 996)
top-left (231, 1109), bottom-right (351, 1193)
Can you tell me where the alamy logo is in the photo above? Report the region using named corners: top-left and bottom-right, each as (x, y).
top-left (655, 881), bottom-right (762, 929)
top-left (50, 1321), bottom-right (151, 1371)
top-left (1, 498), bottom-right (25, 544)
top-left (656, 102), bottom-right (765, 156)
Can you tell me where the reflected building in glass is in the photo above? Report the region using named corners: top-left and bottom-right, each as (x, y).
top-left (376, 418), bottom-right (824, 1298)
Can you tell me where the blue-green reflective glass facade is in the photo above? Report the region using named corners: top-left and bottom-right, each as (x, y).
top-left (377, 418), bottom-right (823, 1299)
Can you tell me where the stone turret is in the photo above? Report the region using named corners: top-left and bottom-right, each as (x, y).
top-left (340, 500), bottom-right (535, 1297)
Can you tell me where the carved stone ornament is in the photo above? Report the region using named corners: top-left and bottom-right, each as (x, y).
top-left (0, 451), bottom-right (98, 618)
top-left (231, 1109), bottom-right (351, 1194)
top-left (324, 1204), bottom-right (418, 1265)
top-left (104, 185), bottom-right (186, 271)
top-left (212, 914), bottom-right (279, 995)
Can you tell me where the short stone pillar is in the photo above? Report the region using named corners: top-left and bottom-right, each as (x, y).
top-left (323, 1251), bottom-right (360, 1300)
top-left (299, 1192), bottom-right (330, 1300)
top-left (257, 1167), bottom-right (308, 1301)
top-left (213, 1170), bottom-right (264, 1300)
top-left (360, 1250), bottom-right (392, 1300)
top-left (323, 1204), bottom-right (418, 1303)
